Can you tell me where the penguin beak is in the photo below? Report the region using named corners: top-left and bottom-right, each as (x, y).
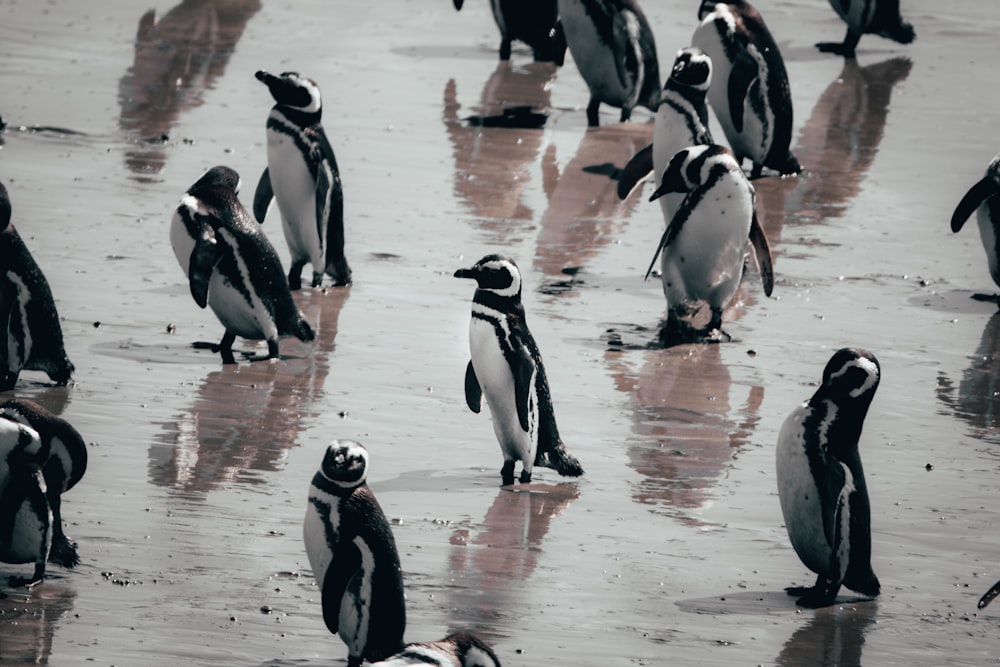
top-left (453, 267), bottom-right (476, 280)
top-left (255, 70), bottom-right (275, 85)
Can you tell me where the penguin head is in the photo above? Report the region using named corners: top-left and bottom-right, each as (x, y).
top-left (668, 47), bottom-right (712, 92)
top-left (0, 399), bottom-right (88, 492)
top-left (185, 166), bottom-right (242, 214)
top-left (449, 632), bottom-right (502, 667)
top-left (819, 348), bottom-right (881, 406)
top-left (0, 180), bottom-right (11, 232)
top-left (650, 145), bottom-right (735, 201)
top-left (256, 70), bottom-right (322, 115)
top-left (454, 254), bottom-right (522, 299)
top-left (317, 440), bottom-right (369, 490)
top-left (697, 0), bottom-right (720, 20)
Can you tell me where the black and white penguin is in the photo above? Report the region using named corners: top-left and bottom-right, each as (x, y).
top-left (0, 181), bottom-right (74, 391)
top-left (253, 70), bottom-right (351, 289)
top-left (644, 145), bottom-right (774, 341)
top-left (816, 0), bottom-right (915, 57)
top-left (557, 0), bottom-right (660, 127)
top-left (454, 254), bottom-right (584, 485)
top-left (776, 348), bottom-right (882, 609)
top-left (303, 441), bottom-right (406, 666)
top-left (618, 46), bottom-right (715, 222)
top-left (692, 0), bottom-right (801, 178)
top-left (370, 631), bottom-right (502, 667)
top-left (951, 153), bottom-right (1000, 295)
top-left (170, 165), bottom-right (315, 364)
top-left (0, 399), bottom-right (86, 588)
top-left (453, 0), bottom-right (566, 64)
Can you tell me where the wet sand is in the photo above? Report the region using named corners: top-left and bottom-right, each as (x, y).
top-left (1, 0), bottom-right (999, 664)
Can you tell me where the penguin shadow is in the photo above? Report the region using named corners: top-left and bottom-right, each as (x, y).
top-left (117, 0), bottom-right (262, 180)
top-left (443, 483), bottom-right (580, 634)
top-left (936, 309), bottom-right (1000, 444)
top-left (752, 56), bottom-right (912, 246)
top-left (602, 342), bottom-right (763, 525)
top-left (0, 583), bottom-right (77, 664)
top-left (532, 123), bottom-right (650, 294)
top-left (774, 602), bottom-right (878, 666)
top-left (148, 288), bottom-right (348, 495)
top-left (443, 62), bottom-right (555, 241)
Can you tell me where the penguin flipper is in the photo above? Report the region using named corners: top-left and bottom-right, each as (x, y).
top-left (252, 168), bottom-right (273, 223)
top-left (727, 50), bottom-right (759, 134)
top-left (644, 200), bottom-right (689, 280)
top-left (951, 177), bottom-right (999, 233)
top-left (513, 346), bottom-right (536, 434)
top-left (617, 145), bottom-right (654, 200)
top-left (320, 539), bottom-right (363, 635)
top-left (188, 237), bottom-right (219, 309)
top-left (979, 579), bottom-right (1000, 610)
top-left (464, 361), bottom-right (482, 414)
top-left (749, 210), bottom-right (775, 297)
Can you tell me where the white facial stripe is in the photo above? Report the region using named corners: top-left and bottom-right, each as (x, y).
top-left (465, 646), bottom-right (498, 667)
top-left (830, 357), bottom-right (880, 398)
top-left (287, 75), bottom-right (322, 113)
top-left (180, 194), bottom-right (208, 216)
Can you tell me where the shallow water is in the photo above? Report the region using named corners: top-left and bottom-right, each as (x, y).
top-left (1, 0), bottom-right (999, 664)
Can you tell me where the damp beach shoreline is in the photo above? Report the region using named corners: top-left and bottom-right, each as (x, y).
top-left (1, 0), bottom-right (1000, 665)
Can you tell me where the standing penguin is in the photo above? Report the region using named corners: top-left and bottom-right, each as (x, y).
top-left (370, 631), bottom-right (502, 667)
top-left (816, 0), bottom-right (915, 57)
top-left (303, 441), bottom-right (406, 666)
top-left (617, 46), bottom-right (715, 221)
top-left (0, 399), bottom-right (86, 588)
top-left (170, 166), bottom-right (315, 364)
top-left (645, 145), bottom-right (774, 342)
top-left (254, 70), bottom-right (351, 289)
top-left (557, 0), bottom-right (660, 127)
top-left (951, 153), bottom-right (1000, 297)
top-left (455, 254), bottom-right (583, 485)
top-left (0, 181), bottom-right (74, 391)
top-left (453, 0), bottom-right (566, 64)
top-left (776, 348), bottom-right (882, 609)
top-left (692, 0), bottom-right (801, 178)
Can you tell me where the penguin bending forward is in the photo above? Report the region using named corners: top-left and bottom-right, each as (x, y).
top-left (557, 0), bottom-right (660, 127)
top-left (692, 0), bottom-right (800, 178)
top-left (455, 255), bottom-right (583, 485)
top-left (370, 631), bottom-right (502, 667)
top-left (170, 166), bottom-right (315, 364)
top-left (950, 153), bottom-right (1000, 299)
top-left (254, 70), bottom-right (351, 289)
top-left (303, 441), bottom-right (406, 666)
top-left (453, 0), bottom-right (566, 65)
top-left (0, 181), bottom-right (74, 390)
top-left (0, 398), bottom-right (87, 588)
top-left (645, 145), bottom-right (774, 343)
top-left (776, 348), bottom-right (882, 608)
top-left (816, 0), bottom-right (915, 57)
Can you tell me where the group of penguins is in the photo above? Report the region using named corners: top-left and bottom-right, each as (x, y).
top-left (5, 0), bottom-right (1000, 664)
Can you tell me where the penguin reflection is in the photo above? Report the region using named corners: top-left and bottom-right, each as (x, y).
top-left (752, 57), bottom-right (912, 242)
top-left (444, 62), bottom-right (555, 241)
top-left (118, 0), bottom-right (261, 177)
top-left (0, 584), bottom-right (76, 664)
top-left (775, 604), bottom-right (877, 667)
top-left (936, 310), bottom-right (1000, 443)
top-left (149, 289), bottom-right (348, 494)
top-left (445, 484), bottom-right (579, 631)
top-left (604, 343), bottom-right (762, 524)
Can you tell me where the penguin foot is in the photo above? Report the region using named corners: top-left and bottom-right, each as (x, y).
top-left (8, 573), bottom-right (43, 589)
top-left (325, 257), bottom-right (352, 287)
top-left (310, 271), bottom-right (323, 288)
top-left (785, 582), bottom-right (839, 609)
top-left (500, 461), bottom-right (516, 486)
top-left (0, 372), bottom-right (17, 391)
top-left (815, 41), bottom-right (855, 58)
top-left (519, 470), bottom-right (532, 484)
top-left (970, 293), bottom-right (1000, 305)
top-left (48, 534), bottom-right (80, 569)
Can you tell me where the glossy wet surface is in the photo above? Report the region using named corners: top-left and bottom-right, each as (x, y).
top-left (1, 0), bottom-right (999, 664)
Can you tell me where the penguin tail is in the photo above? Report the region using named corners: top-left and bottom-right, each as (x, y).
top-left (881, 21), bottom-right (915, 45)
top-left (538, 443), bottom-right (584, 478)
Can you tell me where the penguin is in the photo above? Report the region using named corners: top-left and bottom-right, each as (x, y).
top-left (950, 153), bottom-right (1000, 297)
top-left (617, 46), bottom-right (715, 223)
top-left (170, 165), bottom-right (315, 364)
top-left (557, 0), bottom-right (660, 127)
top-left (454, 254), bottom-right (584, 485)
top-left (253, 70), bottom-right (351, 289)
top-left (644, 144), bottom-right (774, 341)
top-left (776, 347), bottom-right (882, 609)
top-left (0, 398), bottom-right (86, 585)
top-left (691, 0), bottom-right (801, 178)
top-left (0, 180), bottom-right (74, 391)
top-left (303, 440), bottom-right (406, 666)
top-left (816, 0), bottom-right (915, 58)
top-left (370, 631), bottom-right (502, 667)
top-left (453, 0), bottom-right (566, 64)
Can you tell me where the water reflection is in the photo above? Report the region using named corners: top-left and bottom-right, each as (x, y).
top-left (604, 343), bottom-right (762, 524)
top-left (0, 584), bottom-right (76, 664)
top-left (444, 484), bottom-right (579, 636)
top-left (118, 0), bottom-right (261, 179)
top-left (775, 603), bottom-right (877, 666)
top-left (753, 57), bottom-right (912, 242)
top-left (443, 62), bottom-right (555, 240)
top-left (937, 310), bottom-right (1000, 444)
top-left (149, 288), bottom-right (348, 495)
